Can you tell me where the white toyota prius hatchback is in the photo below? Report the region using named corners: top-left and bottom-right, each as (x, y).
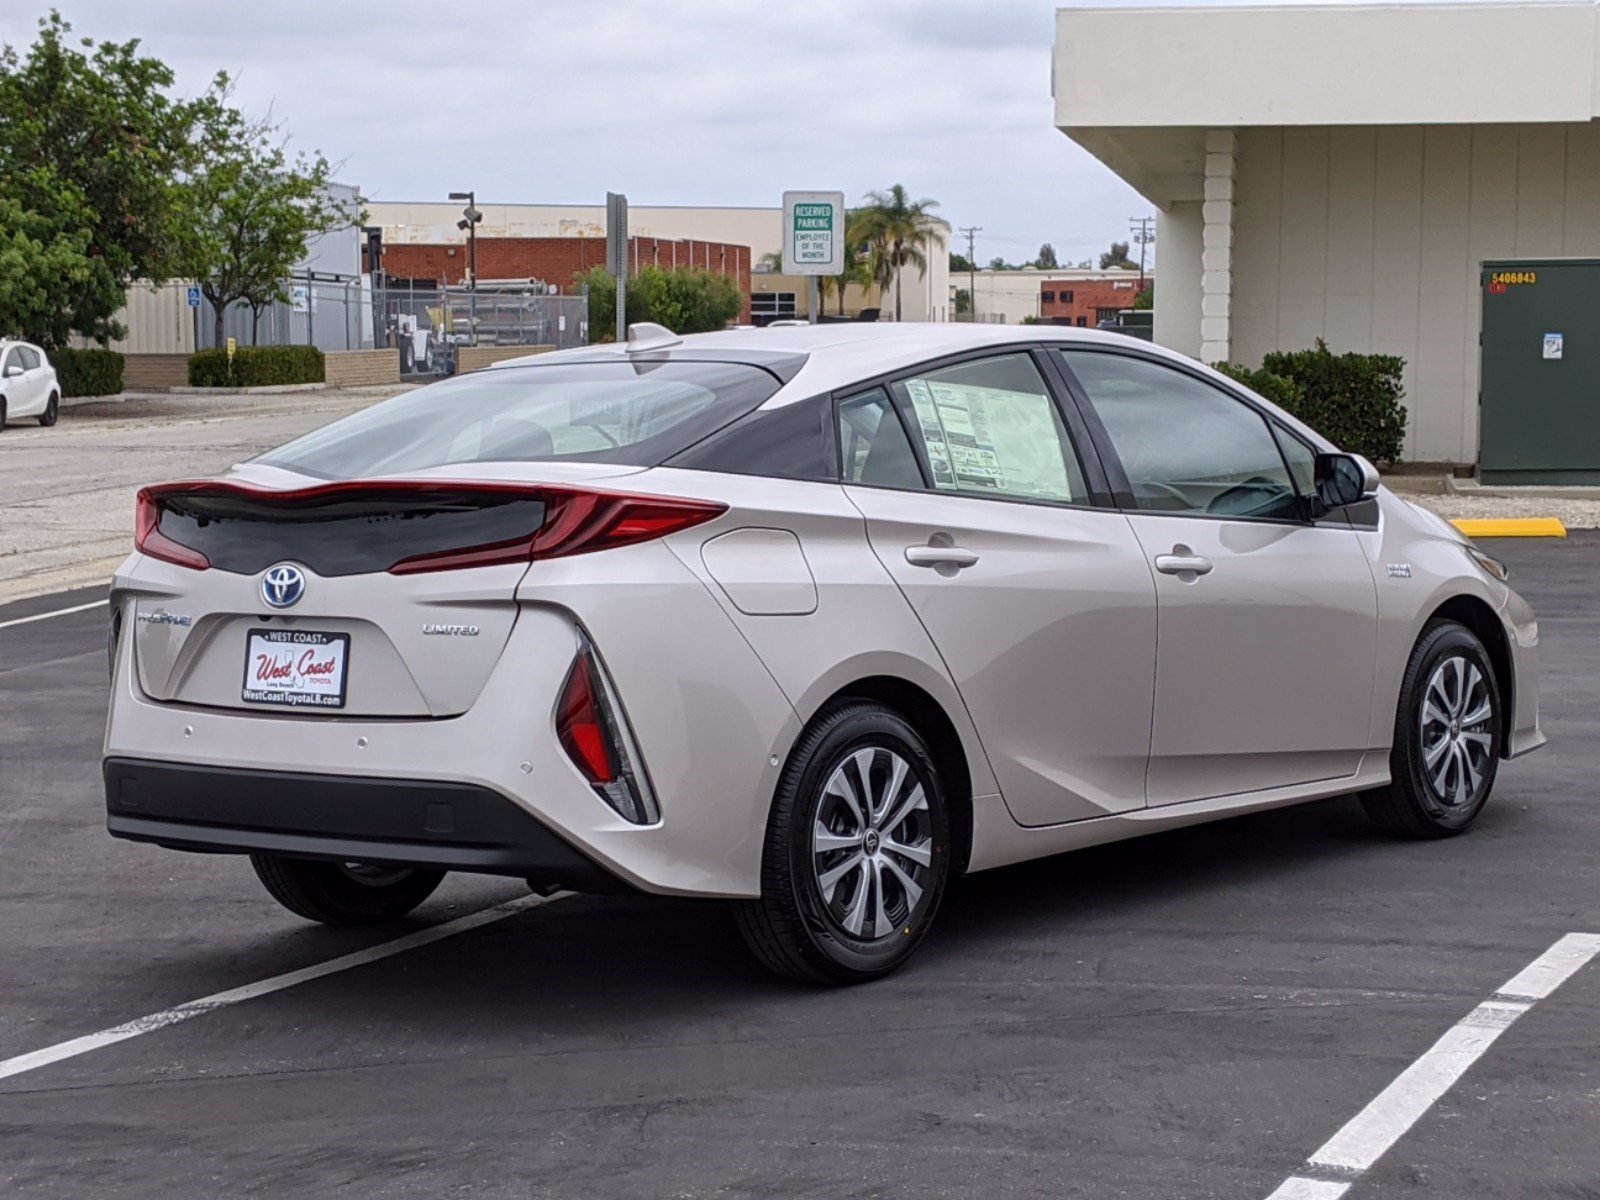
top-left (104, 324), bottom-right (1544, 983)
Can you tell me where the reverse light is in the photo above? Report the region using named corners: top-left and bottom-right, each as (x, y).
top-left (555, 636), bottom-right (659, 825)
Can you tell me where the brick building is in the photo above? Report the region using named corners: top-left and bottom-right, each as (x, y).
top-left (369, 236), bottom-right (752, 323)
top-left (1038, 276), bottom-right (1147, 327)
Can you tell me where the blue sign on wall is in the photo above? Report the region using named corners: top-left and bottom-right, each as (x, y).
top-left (186, 285), bottom-right (201, 308)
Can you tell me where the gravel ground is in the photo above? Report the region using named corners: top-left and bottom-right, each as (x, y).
top-left (1383, 473), bottom-right (1600, 529)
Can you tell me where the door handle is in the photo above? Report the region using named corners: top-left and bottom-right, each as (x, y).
top-left (1154, 552), bottom-right (1213, 576)
top-left (905, 545), bottom-right (979, 569)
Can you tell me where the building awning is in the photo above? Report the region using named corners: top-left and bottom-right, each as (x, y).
top-left (1054, 1), bottom-right (1600, 207)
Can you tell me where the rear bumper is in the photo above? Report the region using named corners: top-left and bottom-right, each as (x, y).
top-left (104, 757), bottom-right (630, 892)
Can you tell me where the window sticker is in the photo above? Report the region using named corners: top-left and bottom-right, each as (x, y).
top-left (905, 378), bottom-right (1072, 501)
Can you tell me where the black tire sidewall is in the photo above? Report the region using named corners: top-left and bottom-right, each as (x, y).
top-left (779, 706), bottom-right (950, 980)
top-left (1393, 622), bottom-right (1502, 832)
top-left (40, 393), bottom-right (57, 426)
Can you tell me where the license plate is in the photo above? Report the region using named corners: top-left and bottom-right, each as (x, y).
top-left (242, 629), bottom-right (349, 709)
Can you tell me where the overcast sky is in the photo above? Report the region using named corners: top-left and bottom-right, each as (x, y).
top-left (1, 1), bottom-right (1171, 268)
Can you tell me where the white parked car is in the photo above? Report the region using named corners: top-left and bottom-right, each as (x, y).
top-left (103, 323), bottom-right (1543, 983)
top-left (0, 340), bottom-right (60, 429)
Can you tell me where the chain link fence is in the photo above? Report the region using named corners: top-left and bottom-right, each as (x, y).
top-left (372, 282), bottom-right (588, 379)
top-left (180, 276), bottom-right (589, 380)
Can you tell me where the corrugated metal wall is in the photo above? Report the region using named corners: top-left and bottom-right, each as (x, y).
top-left (72, 282), bottom-right (196, 354)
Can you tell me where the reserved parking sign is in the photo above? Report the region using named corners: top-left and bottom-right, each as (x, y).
top-left (782, 191), bottom-right (845, 276)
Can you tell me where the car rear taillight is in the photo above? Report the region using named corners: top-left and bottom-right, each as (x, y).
top-left (390, 489), bottom-right (725, 575)
top-left (131, 480), bottom-right (725, 575)
top-left (134, 488), bottom-right (211, 570)
top-left (555, 635), bottom-right (659, 825)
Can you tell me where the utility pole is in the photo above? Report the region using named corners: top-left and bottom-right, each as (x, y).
top-left (959, 225), bottom-right (981, 322)
top-left (1130, 215), bottom-right (1155, 295)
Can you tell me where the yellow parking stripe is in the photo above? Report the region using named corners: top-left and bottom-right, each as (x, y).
top-left (1450, 518), bottom-right (1567, 538)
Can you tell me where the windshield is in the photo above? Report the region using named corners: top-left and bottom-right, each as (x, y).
top-left (257, 359), bottom-right (781, 479)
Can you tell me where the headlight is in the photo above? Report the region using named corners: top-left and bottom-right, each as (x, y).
top-left (1466, 545), bottom-right (1510, 582)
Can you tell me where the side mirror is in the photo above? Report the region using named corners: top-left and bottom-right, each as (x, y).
top-left (1314, 452), bottom-right (1380, 510)
top-left (2, 364), bottom-right (22, 379)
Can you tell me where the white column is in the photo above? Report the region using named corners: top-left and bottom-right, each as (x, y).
top-left (1199, 128), bottom-right (1236, 365)
top-left (1154, 202), bottom-right (1202, 359)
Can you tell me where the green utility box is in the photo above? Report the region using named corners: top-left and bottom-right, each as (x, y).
top-left (1480, 258), bottom-right (1600, 483)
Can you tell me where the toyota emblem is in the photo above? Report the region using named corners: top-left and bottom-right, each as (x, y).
top-left (261, 563), bottom-right (306, 609)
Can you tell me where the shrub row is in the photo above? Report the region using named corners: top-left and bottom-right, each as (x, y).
top-left (1214, 339), bottom-right (1408, 465)
top-left (188, 345), bottom-right (325, 388)
top-left (51, 347), bottom-right (124, 397)
top-left (579, 267), bottom-right (745, 342)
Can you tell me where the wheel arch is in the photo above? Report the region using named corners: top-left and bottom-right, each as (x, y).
top-left (808, 675), bottom-right (975, 877)
top-left (1424, 593), bottom-right (1514, 757)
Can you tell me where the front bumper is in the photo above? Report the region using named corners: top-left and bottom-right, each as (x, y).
top-left (105, 757), bottom-right (630, 891)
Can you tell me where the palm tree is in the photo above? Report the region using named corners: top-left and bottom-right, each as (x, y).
top-left (854, 185), bottom-right (941, 322)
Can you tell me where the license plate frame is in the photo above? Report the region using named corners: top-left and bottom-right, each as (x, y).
top-left (241, 628), bottom-right (350, 710)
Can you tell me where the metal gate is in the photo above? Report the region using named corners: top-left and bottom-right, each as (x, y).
top-left (1480, 258), bottom-right (1600, 484)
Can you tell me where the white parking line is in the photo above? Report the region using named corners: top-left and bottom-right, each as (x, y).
top-left (0, 598), bottom-right (108, 631)
top-left (0, 892), bottom-right (560, 1084)
top-left (1266, 931), bottom-right (1600, 1199)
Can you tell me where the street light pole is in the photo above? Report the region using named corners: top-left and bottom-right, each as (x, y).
top-left (451, 190), bottom-right (481, 346)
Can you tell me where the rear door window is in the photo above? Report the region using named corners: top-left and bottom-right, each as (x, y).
top-left (838, 388), bottom-right (925, 489)
top-left (892, 353), bottom-right (1088, 505)
top-left (257, 360), bottom-right (781, 479)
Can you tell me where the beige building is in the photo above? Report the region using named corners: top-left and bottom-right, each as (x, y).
top-left (368, 201), bottom-right (952, 324)
top-left (953, 267), bottom-right (1147, 325)
top-left (1054, 0), bottom-right (1600, 465)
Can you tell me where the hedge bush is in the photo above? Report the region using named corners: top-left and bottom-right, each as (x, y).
top-left (51, 347), bottom-right (124, 397)
top-left (580, 266), bottom-right (745, 342)
top-left (1214, 339), bottom-right (1407, 465)
top-left (188, 345), bottom-right (325, 388)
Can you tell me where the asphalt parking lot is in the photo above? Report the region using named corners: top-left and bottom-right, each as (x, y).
top-left (1, 537), bottom-right (1596, 1199)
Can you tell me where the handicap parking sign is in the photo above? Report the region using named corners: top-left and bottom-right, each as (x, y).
top-left (186, 285), bottom-right (201, 308)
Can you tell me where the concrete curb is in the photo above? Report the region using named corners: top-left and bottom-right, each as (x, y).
top-left (169, 383), bottom-right (327, 396)
top-left (1451, 517), bottom-right (1568, 538)
top-left (1445, 476), bottom-right (1600, 501)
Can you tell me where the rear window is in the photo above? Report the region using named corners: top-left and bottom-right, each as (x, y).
top-left (257, 360), bottom-right (781, 479)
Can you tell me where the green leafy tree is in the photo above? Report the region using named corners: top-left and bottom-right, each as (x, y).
top-left (0, 12), bottom-right (203, 346)
top-left (954, 288), bottom-right (971, 316)
top-left (1099, 240), bottom-right (1137, 270)
top-left (949, 251), bottom-right (972, 274)
top-left (1132, 284), bottom-right (1153, 310)
top-left (174, 93), bottom-right (351, 346)
top-left (854, 184), bottom-right (941, 322)
top-left (1036, 242), bottom-right (1058, 269)
top-left (987, 256), bottom-right (1010, 271)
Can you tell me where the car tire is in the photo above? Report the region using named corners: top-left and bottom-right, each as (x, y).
top-left (249, 854), bottom-right (445, 926)
top-left (38, 392), bottom-right (58, 427)
top-left (0, 395), bottom-right (7, 431)
top-left (1361, 619), bottom-right (1503, 838)
top-left (733, 700), bottom-right (951, 985)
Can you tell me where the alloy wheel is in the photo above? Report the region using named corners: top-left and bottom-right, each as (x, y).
top-left (1418, 654), bottom-right (1494, 806)
top-left (810, 746), bottom-right (934, 940)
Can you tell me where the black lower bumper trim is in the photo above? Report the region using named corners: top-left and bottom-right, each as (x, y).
top-left (103, 757), bottom-right (630, 892)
